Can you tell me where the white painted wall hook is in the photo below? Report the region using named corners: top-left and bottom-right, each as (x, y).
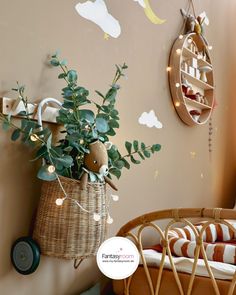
top-left (1, 97), bottom-right (62, 125)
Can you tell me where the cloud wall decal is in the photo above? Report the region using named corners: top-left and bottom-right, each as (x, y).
top-left (75, 0), bottom-right (121, 38)
top-left (138, 110), bottom-right (163, 128)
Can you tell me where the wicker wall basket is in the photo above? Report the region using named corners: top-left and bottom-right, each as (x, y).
top-left (33, 176), bottom-right (108, 260)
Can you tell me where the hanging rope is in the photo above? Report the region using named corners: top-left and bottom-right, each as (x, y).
top-left (190, 0), bottom-right (197, 19)
top-left (179, 1), bottom-right (191, 35)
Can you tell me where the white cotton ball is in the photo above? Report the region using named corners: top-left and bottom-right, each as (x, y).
top-left (93, 213), bottom-right (101, 222)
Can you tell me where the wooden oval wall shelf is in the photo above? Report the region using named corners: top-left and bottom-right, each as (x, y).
top-left (168, 33), bottom-right (215, 126)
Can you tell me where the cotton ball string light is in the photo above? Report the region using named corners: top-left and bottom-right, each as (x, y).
top-left (47, 165), bottom-right (56, 173)
top-left (176, 48), bottom-right (182, 55)
top-left (178, 34), bottom-right (184, 40)
top-left (93, 213), bottom-right (101, 222)
top-left (56, 198), bottom-right (64, 206)
top-left (111, 194), bottom-right (119, 202)
top-left (30, 134), bottom-right (39, 142)
top-left (175, 83), bottom-right (180, 88)
top-left (106, 215), bottom-right (113, 224)
top-left (166, 66), bottom-right (171, 72)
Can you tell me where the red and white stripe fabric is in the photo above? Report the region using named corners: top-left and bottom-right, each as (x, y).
top-left (167, 222), bottom-right (236, 265)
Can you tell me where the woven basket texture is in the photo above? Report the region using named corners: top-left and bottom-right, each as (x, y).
top-left (33, 176), bottom-right (108, 259)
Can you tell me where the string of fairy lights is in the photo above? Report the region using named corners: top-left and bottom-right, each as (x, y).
top-left (30, 133), bottom-right (118, 224)
top-left (166, 34), bottom-right (213, 110)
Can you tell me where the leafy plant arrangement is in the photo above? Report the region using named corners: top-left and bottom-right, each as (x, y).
top-left (0, 53), bottom-right (161, 182)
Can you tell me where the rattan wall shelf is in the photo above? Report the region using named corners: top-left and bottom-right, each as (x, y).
top-left (168, 33), bottom-right (214, 126)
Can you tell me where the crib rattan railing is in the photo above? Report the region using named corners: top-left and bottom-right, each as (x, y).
top-left (116, 208), bottom-right (236, 295)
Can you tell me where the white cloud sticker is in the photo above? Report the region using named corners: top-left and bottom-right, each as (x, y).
top-left (75, 0), bottom-right (121, 38)
top-left (133, 0), bottom-right (146, 8)
top-left (138, 110), bottom-right (163, 129)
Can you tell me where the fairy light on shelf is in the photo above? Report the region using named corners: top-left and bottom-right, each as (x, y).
top-left (166, 66), bottom-right (171, 72)
top-left (178, 34), bottom-right (184, 40)
top-left (175, 83), bottom-right (180, 88)
top-left (176, 48), bottom-right (182, 55)
top-left (208, 45), bottom-right (213, 51)
top-left (175, 101), bottom-right (180, 107)
top-left (187, 38), bottom-right (192, 44)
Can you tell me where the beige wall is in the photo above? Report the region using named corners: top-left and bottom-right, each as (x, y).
top-left (0, 0), bottom-right (235, 294)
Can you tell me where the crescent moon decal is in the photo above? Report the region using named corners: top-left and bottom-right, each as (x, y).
top-left (143, 0), bottom-right (166, 25)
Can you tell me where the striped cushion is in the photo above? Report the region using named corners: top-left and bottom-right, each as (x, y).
top-left (166, 222), bottom-right (236, 265)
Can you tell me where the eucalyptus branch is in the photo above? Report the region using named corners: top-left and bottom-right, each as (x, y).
top-left (1, 53), bottom-right (160, 182)
top-left (121, 146), bottom-right (152, 158)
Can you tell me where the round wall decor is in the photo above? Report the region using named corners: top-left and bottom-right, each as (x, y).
top-left (168, 33), bottom-right (214, 126)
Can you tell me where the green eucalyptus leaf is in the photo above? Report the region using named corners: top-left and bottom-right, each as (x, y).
top-left (11, 129), bottom-right (21, 141)
top-left (113, 160), bottom-right (125, 169)
top-left (60, 59), bottom-right (67, 66)
top-left (95, 90), bottom-right (105, 99)
top-left (106, 128), bottom-right (116, 136)
top-left (46, 134), bottom-right (52, 149)
top-left (151, 144), bottom-right (161, 152)
top-left (34, 145), bottom-right (48, 160)
top-left (96, 116), bottom-right (109, 133)
top-left (130, 155), bottom-right (141, 164)
top-left (37, 166), bottom-right (57, 181)
top-left (51, 50), bottom-right (59, 58)
top-left (122, 158), bottom-right (130, 169)
top-left (133, 140), bottom-right (139, 152)
top-left (141, 142), bottom-right (146, 151)
top-left (109, 119), bottom-right (119, 128)
top-left (67, 70), bottom-right (78, 83)
top-left (2, 121), bottom-right (10, 131)
top-left (105, 87), bottom-right (117, 102)
top-left (143, 150), bottom-right (151, 158)
top-left (54, 155), bottom-right (73, 168)
top-left (79, 109), bottom-right (95, 123)
top-left (110, 109), bottom-right (119, 117)
top-left (138, 151), bottom-right (145, 160)
top-left (50, 59), bottom-right (60, 66)
top-left (63, 146), bottom-right (73, 152)
top-left (58, 73), bottom-right (67, 79)
top-left (21, 119), bottom-right (28, 130)
top-left (62, 101), bottom-right (74, 109)
top-left (125, 141), bottom-right (132, 155)
top-left (109, 167), bottom-right (121, 179)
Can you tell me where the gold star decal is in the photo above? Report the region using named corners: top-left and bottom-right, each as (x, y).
top-left (154, 170), bottom-right (159, 180)
top-left (104, 33), bottom-right (109, 40)
top-left (190, 151), bottom-right (196, 159)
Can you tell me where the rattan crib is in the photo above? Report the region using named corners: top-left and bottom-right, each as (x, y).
top-left (113, 208), bottom-right (236, 295)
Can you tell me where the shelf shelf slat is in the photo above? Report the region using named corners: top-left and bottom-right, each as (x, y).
top-left (182, 47), bottom-right (212, 68)
top-left (184, 96), bottom-right (212, 110)
top-left (181, 70), bottom-right (214, 90)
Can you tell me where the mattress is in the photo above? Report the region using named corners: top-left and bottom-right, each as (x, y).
top-left (113, 250), bottom-right (236, 295)
top-left (142, 249), bottom-right (236, 280)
